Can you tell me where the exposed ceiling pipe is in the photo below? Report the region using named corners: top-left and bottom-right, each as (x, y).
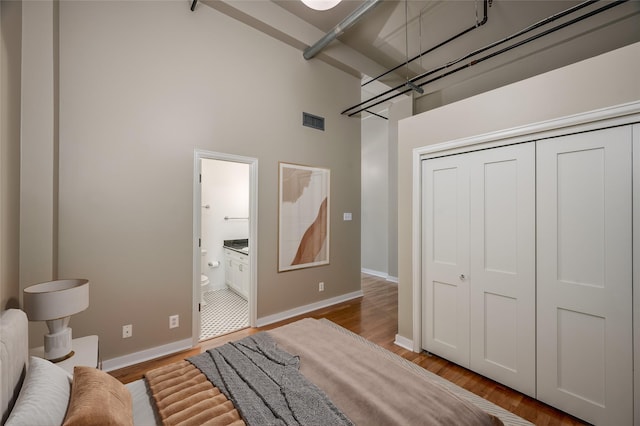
top-left (362, 0), bottom-right (490, 88)
top-left (303, 0), bottom-right (383, 60)
top-left (343, 0), bottom-right (612, 116)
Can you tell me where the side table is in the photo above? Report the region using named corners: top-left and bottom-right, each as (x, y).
top-left (29, 335), bottom-right (100, 375)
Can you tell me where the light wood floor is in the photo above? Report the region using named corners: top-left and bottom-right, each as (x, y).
top-left (110, 274), bottom-right (586, 425)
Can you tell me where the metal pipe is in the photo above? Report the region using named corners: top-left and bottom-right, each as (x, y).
top-left (303, 0), bottom-right (383, 60)
top-left (343, 0), bottom-right (606, 116)
top-left (346, 0), bottom-right (626, 117)
top-left (362, 0), bottom-right (489, 88)
top-left (364, 110), bottom-right (389, 120)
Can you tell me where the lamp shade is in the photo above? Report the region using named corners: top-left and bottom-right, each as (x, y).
top-left (23, 279), bottom-right (89, 321)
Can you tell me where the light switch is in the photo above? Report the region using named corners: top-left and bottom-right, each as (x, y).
top-left (343, 212), bottom-right (352, 221)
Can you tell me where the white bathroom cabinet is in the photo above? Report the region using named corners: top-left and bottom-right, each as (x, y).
top-left (224, 248), bottom-right (249, 299)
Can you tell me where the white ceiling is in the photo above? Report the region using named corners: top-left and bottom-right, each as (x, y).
top-left (202, 0), bottom-right (640, 117)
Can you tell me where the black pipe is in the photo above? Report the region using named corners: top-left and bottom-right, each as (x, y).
top-left (347, 0), bottom-right (626, 117)
top-left (343, 0), bottom-right (606, 116)
top-left (190, 0), bottom-right (198, 12)
top-left (362, 0), bottom-right (489, 88)
top-left (365, 110), bottom-right (389, 120)
top-left (346, 0), bottom-right (600, 114)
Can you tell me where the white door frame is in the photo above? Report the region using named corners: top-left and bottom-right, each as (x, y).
top-left (192, 149), bottom-right (258, 346)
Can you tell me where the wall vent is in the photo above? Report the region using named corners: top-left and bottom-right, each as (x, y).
top-left (303, 112), bottom-right (325, 131)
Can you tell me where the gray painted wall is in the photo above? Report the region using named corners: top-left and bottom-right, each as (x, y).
top-left (17, 0), bottom-right (361, 361)
top-left (0, 0), bottom-right (22, 310)
top-left (361, 113), bottom-right (388, 276)
top-left (360, 97), bottom-right (411, 281)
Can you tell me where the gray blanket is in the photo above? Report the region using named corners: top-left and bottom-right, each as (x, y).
top-left (188, 332), bottom-right (353, 426)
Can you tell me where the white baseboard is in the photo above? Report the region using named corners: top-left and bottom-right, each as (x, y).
top-left (361, 268), bottom-right (386, 278)
top-left (361, 268), bottom-right (398, 284)
top-left (207, 283), bottom-right (226, 292)
top-left (394, 334), bottom-right (414, 352)
top-left (256, 290), bottom-right (364, 327)
top-left (103, 291), bottom-right (366, 371)
top-left (102, 338), bottom-right (193, 372)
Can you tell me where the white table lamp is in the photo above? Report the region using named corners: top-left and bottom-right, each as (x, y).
top-left (23, 279), bottom-right (90, 362)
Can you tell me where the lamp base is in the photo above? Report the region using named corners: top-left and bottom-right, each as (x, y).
top-left (48, 350), bottom-right (75, 363)
top-left (44, 327), bottom-right (73, 362)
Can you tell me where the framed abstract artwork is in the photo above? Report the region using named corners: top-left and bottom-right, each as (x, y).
top-left (278, 162), bottom-right (330, 272)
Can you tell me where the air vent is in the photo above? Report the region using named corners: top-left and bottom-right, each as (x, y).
top-left (303, 112), bottom-right (325, 131)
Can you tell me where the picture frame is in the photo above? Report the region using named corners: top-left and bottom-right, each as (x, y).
top-left (278, 162), bottom-right (330, 272)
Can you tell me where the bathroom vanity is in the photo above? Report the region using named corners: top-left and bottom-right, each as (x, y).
top-left (223, 239), bottom-right (249, 299)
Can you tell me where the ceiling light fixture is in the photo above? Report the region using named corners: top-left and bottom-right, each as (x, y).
top-left (301, 0), bottom-right (342, 11)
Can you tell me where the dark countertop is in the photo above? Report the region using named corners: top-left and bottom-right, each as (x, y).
top-left (223, 239), bottom-right (249, 255)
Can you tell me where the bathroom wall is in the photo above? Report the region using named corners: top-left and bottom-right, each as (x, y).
top-left (200, 159), bottom-right (249, 291)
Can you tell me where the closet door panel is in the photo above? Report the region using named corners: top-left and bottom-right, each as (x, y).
top-left (469, 143), bottom-right (536, 397)
top-left (422, 156), bottom-right (470, 367)
top-left (634, 123), bottom-right (640, 426)
top-left (537, 126), bottom-right (633, 425)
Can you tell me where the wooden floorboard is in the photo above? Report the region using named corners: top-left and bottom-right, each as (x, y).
top-left (109, 273), bottom-right (587, 425)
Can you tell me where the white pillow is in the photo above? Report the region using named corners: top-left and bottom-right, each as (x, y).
top-left (5, 356), bottom-right (71, 426)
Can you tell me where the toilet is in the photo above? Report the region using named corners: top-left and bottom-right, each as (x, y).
top-left (200, 274), bottom-right (210, 305)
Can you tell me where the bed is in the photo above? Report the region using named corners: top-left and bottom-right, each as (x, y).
top-left (1, 309), bottom-right (531, 425)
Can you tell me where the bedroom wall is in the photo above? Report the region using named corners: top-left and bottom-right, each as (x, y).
top-left (361, 113), bottom-right (388, 276)
top-left (0, 0), bottom-right (22, 311)
top-left (386, 96), bottom-right (412, 281)
top-left (20, 0), bottom-right (361, 361)
top-left (397, 41), bottom-right (640, 340)
top-left (20, 0), bottom-right (58, 293)
top-left (360, 96), bottom-right (411, 281)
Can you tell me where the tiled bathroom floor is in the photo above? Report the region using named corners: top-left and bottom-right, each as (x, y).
top-left (200, 288), bottom-right (249, 341)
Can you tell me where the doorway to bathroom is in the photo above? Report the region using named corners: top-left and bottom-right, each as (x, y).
top-left (192, 150), bottom-right (257, 344)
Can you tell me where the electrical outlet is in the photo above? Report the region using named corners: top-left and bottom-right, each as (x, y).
top-left (122, 324), bottom-right (132, 338)
top-left (319, 282), bottom-right (325, 292)
top-left (169, 315), bottom-right (179, 329)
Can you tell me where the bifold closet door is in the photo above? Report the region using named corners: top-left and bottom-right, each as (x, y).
top-left (422, 142), bottom-right (535, 394)
top-left (422, 155), bottom-right (470, 367)
top-left (468, 143), bottom-right (536, 397)
top-left (537, 126), bottom-right (633, 425)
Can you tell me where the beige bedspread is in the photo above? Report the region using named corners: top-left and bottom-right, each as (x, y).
top-left (147, 318), bottom-right (505, 425)
top-left (269, 318), bottom-right (503, 426)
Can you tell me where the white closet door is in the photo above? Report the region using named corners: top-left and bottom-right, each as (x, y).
top-left (422, 155), bottom-right (470, 367)
top-left (634, 124), bottom-right (640, 426)
top-left (469, 143), bottom-right (536, 397)
top-left (537, 126), bottom-right (633, 425)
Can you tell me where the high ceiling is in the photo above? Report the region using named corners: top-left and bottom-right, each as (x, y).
top-left (202, 0), bottom-right (640, 117)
